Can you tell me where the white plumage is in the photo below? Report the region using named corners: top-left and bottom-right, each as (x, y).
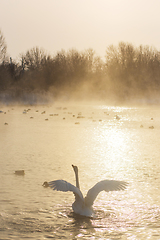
top-left (49, 179), bottom-right (84, 201)
top-left (49, 165), bottom-right (128, 217)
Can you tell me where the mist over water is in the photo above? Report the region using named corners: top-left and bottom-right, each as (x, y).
top-left (1, 12), bottom-right (160, 238)
top-left (0, 102), bottom-right (160, 239)
top-left (1, 42), bottom-right (160, 105)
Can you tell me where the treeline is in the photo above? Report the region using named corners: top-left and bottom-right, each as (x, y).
top-left (1, 30), bottom-right (160, 103)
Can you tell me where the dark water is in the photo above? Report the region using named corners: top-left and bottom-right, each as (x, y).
top-left (0, 103), bottom-right (160, 239)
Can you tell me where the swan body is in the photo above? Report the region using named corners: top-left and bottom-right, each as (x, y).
top-left (49, 165), bottom-right (128, 217)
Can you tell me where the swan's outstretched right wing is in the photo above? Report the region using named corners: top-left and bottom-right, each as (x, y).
top-left (49, 180), bottom-right (84, 201)
top-left (85, 180), bottom-right (128, 207)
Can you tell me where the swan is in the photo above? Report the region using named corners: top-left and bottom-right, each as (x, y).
top-left (49, 165), bottom-right (128, 217)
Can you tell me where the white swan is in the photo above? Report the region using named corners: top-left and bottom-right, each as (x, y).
top-left (49, 165), bottom-right (128, 217)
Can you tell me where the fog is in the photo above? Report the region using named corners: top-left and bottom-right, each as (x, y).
top-left (1, 41), bottom-right (160, 106)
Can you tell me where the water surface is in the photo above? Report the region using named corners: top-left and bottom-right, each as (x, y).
top-left (0, 103), bottom-right (160, 239)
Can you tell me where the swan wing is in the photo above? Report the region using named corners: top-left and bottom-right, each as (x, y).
top-left (49, 180), bottom-right (84, 201)
top-left (85, 180), bottom-right (128, 207)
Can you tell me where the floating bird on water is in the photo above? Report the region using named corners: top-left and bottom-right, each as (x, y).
top-left (49, 165), bottom-right (128, 217)
top-left (14, 170), bottom-right (25, 175)
top-left (43, 181), bottom-right (49, 187)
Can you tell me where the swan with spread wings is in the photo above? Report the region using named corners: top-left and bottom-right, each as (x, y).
top-left (49, 165), bottom-right (128, 217)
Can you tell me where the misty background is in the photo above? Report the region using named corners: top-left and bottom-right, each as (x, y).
top-left (0, 29), bottom-right (160, 104)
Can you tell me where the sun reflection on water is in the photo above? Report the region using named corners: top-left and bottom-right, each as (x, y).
top-left (1, 104), bottom-right (160, 239)
top-left (92, 122), bottom-right (134, 180)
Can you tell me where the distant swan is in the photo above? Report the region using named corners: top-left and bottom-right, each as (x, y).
top-left (49, 165), bottom-right (128, 217)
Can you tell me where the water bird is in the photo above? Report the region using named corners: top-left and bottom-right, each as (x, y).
top-left (49, 165), bottom-right (128, 217)
top-left (14, 170), bottom-right (25, 175)
top-left (43, 181), bottom-right (49, 187)
top-left (77, 116), bottom-right (85, 118)
top-left (116, 115), bottom-right (120, 120)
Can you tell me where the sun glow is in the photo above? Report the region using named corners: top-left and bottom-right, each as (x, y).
top-left (93, 114), bottom-right (133, 178)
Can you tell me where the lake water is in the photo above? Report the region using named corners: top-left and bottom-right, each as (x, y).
top-left (0, 102), bottom-right (160, 239)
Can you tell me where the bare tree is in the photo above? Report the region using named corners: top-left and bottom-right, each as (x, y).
top-left (0, 29), bottom-right (7, 64)
top-left (21, 47), bottom-right (50, 70)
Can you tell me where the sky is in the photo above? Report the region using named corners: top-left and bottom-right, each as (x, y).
top-left (1, 0), bottom-right (160, 60)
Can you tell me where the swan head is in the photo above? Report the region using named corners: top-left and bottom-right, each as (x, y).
top-left (72, 164), bottom-right (78, 174)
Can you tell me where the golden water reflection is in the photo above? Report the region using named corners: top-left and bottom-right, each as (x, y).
top-left (0, 104), bottom-right (160, 239)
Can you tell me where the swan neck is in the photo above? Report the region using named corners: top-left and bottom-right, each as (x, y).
top-left (75, 170), bottom-right (80, 189)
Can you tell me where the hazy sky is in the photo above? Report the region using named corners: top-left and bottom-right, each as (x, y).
top-left (1, 0), bottom-right (160, 60)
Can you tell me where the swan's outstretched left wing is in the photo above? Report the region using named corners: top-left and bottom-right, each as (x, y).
top-left (49, 180), bottom-right (84, 201)
top-left (85, 180), bottom-right (128, 207)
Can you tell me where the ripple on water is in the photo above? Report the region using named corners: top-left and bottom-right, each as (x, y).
top-left (0, 201), bottom-right (160, 239)
top-left (1, 105), bottom-right (160, 239)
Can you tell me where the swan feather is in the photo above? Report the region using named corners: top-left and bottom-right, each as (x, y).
top-left (49, 180), bottom-right (84, 201)
top-left (85, 180), bottom-right (128, 207)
